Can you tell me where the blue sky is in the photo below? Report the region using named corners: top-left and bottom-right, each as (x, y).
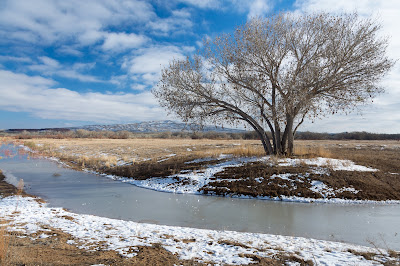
top-left (0, 0), bottom-right (399, 133)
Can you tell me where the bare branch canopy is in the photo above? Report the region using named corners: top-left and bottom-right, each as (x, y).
top-left (153, 12), bottom-right (395, 155)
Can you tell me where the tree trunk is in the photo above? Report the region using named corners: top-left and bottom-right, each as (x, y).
top-left (286, 115), bottom-right (294, 156)
top-left (279, 114), bottom-right (294, 155)
top-left (280, 126), bottom-right (288, 155)
top-left (237, 111), bottom-right (274, 155)
top-left (274, 121), bottom-right (282, 155)
top-left (258, 130), bottom-right (273, 155)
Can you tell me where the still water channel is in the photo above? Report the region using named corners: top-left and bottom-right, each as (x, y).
top-left (0, 143), bottom-right (399, 249)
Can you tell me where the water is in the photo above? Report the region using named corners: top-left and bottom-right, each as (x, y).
top-left (0, 144), bottom-right (399, 249)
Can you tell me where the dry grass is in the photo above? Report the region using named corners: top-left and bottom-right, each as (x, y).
top-left (0, 221), bottom-right (10, 264)
top-left (0, 228), bottom-right (203, 266)
top-left (219, 145), bottom-right (265, 157)
top-left (22, 138), bottom-right (261, 167)
top-left (16, 138), bottom-right (400, 177)
top-left (19, 138), bottom-right (400, 161)
top-left (0, 178), bottom-right (24, 265)
top-left (294, 144), bottom-right (332, 158)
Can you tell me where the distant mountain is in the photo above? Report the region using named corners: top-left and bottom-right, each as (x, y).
top-left (70, 120), bottom-right (245, 133)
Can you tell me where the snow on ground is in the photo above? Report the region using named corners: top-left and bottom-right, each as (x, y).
top-left (226, 191), bottom-right (400, 204)
top-left (101, 156), bottom-right (395, 204)
top-left (277, 157), bottom-right (378, 172)
top-left (157, 153), bottom-right (177, 163)
top-left (114, 156), bottom-right (254, 194)
top-left (0, 195), bottom-right (395, 265)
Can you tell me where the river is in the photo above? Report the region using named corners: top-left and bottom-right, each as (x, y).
top-left (0, 143), bottom-right (399, 249)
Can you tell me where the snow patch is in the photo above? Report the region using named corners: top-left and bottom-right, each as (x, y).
top-left (278, 157), bottom-right (377, 172)
top-left (120, 158), bottom-right (254, 194)
top-left (310, 181), bottom-right (360, 198)
top-left (255, 177), bottom-right (264, 183)
top-left (0, 196), bottom-right (395, 265)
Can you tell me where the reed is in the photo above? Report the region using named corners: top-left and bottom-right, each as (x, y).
top-left (219, 145), bottom-right (265, 157)
top-left (14, 179), bottom-right (24, 213)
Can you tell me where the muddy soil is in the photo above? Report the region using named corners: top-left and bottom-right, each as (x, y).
top-left (103, 146), bottom-right (400, 201)
top-left (2, 229), bottom-right (201, 266)
top-left (202, 162), bottom-right (400, 201)
top-left (0, 170), bottom-right (36, 199)
top-left (105, 156), bottom-right (225, 179)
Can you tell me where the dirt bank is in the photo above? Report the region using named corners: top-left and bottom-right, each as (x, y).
top-left (106, 145), bottom-right (400, 202)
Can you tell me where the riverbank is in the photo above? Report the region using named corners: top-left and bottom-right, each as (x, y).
top-left (16, 138), bottom-right (400, 203)
top-left (1, 171), bottom-right (399, 265)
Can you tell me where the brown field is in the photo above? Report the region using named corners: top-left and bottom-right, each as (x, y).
top-left (19, 138), bottom-right (400, 170)
top-left (22, 138), bottom-right (262, 161)
top-left (17, 138), bottom-right (400, 164)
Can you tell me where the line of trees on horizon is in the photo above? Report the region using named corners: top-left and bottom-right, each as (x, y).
top-left (2, 129), bottom-right (400, 141)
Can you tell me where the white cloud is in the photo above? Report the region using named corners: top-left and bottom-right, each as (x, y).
top-left (57, 46), bottom-right (83, 57)
top-left (302, 104), bottom-right (400, 134)
top-left (0, 56), bottom-right (32, 63)
top-left (0, 70), bottom-right (167, 123)
top-left (0, 0), bottom-right (155, 46)
top-left (148, 8), bottom-right (193, 35)
top-left (77, 30), bottom-right (105, 46)
top-left (176, 0), bottom-right (273, 17)
top-left (123, 45), bottom-right (187, 84)
top-left (294, 0), bottom-right (381, 15)
top-left (38, 56), bottom-right (60, 68)
top-left (0, 0), bottom-right (198, 48)
top-left (28, 57), bottom-right (102, 83)
top-left (72, 62), bottom-right (96, 71)
top-left (102, 32), bottom-right (148, 51)
top-left (247, 0), bottom-right (272, 19)
top-left (177, 0), bottom-right (220, 9)
top-left (225, 0), bottom-right (273, 18)
top-left (110, 74), bottom-right (129, 87)
top-left (131, 84), bottom-right (147, 91)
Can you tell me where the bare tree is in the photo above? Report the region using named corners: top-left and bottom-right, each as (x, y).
top-left (153, 12), bottom-right (394, 155)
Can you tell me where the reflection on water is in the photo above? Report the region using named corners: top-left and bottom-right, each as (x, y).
top-left (0, 143), bottom-right (399, 249)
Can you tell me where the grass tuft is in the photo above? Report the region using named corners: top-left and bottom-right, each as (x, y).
top-left (294, 144), bottom-right (331, 158)
top-left (222, 145), bottom-right (265, 157)
top-left (0, 221), bottom-right (10, 264)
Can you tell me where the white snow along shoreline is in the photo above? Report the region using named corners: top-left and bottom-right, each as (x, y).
top-left (103, 156), bottom-right (400, 204)
top-left (0, 195), bottom-right (398, 265)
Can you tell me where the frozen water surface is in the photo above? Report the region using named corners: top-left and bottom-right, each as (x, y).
top-left (0, 144), bottom-right (399, 250)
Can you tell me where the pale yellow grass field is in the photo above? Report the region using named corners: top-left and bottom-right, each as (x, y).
top-left (294, 140), bottom-right (400, 157)
top-left (26, 138), bottom-right (262, 165)
top-left (18, 138), bottom-right (400, 168)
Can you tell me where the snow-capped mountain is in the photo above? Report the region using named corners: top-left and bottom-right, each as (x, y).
top-left (71, 120), bottom-right (245, 133)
